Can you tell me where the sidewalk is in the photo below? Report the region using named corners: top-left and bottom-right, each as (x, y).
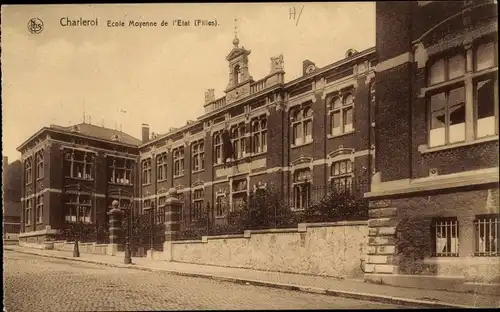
top-left (5, 245), bottom-right (499, 308)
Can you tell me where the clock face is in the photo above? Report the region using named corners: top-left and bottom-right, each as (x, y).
top-left (306, 65), bottom-right (316, 74)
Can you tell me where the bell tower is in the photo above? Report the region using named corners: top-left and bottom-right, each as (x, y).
top-left (225, 19), bottom-right (253, 104)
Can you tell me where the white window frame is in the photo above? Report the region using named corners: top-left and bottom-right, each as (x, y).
top-left (65, 193), bottom-right (92, 224)
top-left (65, 151), bottom-right (94, 180)
top-left (25, 157), bottom-right (33, 185)
top-left (110, 158), bottom-right (132, 185)
top-left (291, 106), bottom-right (313, 146)
top-left (192, 140), bottom-right (205, 172)
top-left (251, 116), bottom-right (267, 154)
top-left (330, 159), bottom-right (354, 194)
top-left (329, 93), bottom-right (354, 136)
top-left (142, 158), bottom-right (152, 185)
top-left (213, 133), bottom-right (223, 165)
top-left (25, 198), bottom-right (32, 225)
top-left (36, 150), bottom-right (44, 180)
top-left (173, 147), bottom-right (185, 177)
top-left (36, 194), bottom-right (43, 224)
top-left (292, 168), bottom-right (312, 210)
top-left (425, 39), bottom-right (498, 149)
top-left (230, 123), bottom-right (246, 160)
top-left (156, 153), bottom-right (167, 182)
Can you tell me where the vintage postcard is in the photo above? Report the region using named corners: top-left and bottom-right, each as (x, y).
top-left (2, 2), bottom-right (499, 311)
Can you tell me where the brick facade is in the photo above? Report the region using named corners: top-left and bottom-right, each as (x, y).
top-left (366, 0), bottom-right (499, 282)
top-left (16, 37), bottom-right (376, 241)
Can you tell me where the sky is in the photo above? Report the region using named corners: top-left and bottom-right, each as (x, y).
top-left (1, 3), bottom-right (375, 162)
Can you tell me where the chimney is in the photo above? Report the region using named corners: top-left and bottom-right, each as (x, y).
top-left (142, 124), bottom-right (150, 143)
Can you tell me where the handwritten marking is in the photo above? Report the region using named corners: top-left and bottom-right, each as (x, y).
top-left (289, 5), bottom-right (304, 26)
top-left (296, 5), bottom-right (304, 26)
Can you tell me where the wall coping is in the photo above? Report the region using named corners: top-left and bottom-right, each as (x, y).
top-left (19, 228), bottom-right (59, 238)
top-left (365, 167), bottom-right (499, 199)
top-left (173, 220), bottom-right (368, 244)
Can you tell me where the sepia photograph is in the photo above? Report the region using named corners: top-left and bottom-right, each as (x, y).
top-left (1, 1), bottom-right (499, 310)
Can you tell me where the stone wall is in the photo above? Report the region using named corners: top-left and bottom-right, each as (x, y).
top-left (171, 221), bottom-right (368, 278)
top-left (52, 240), bottom-right (109, 255)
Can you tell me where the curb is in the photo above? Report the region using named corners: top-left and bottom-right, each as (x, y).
top-left (5, 248), bottom-right (476, 309)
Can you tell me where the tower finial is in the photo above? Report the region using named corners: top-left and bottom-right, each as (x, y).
top-left (233, 18), bottom-right (240, 47)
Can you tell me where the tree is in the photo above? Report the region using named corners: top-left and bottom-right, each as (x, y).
top-left (304, 188), bottom-right (368, 223)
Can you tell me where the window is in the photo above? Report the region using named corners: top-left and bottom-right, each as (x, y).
top-left (215, 195), bottom-right (225, 217)
top-left (108, 158), bottom-right (133, 185)
top-left (173, 147), bottom-right (185, 177)
top-left (192, 189), bottom-right (204, 221)
top-left (157, 196), bottom-right (166, 224)
top-left (214, 133), bottom-right (223, 164)
top-left (429, 87), bottom-right (466, 147)
top-left (231, 179), bottom-right (248, 212)
top-left (36, 195), bottom-right (43, 224)
top-left (475, 78), bottom-right (497, 138)
top-left (143, 199), bottom-right (152, 213)
top-left (142, 158), bottom-right (152, 185)
top-left (475, 42), bottom-right (495, 72)
top-left (25, 198), bottom-right (32, 225)
top-left (330, 93), bottom-right (354, 136)
top-left (234, 64), bottom-right (241, 85)
top-left (252, 117), bottom-right (267, 154)
top-left (292, 169), bottom-right (312, 210)
top-left (231, 123), bottom-right (246, 160)
top-left (426, 41), bottom-right (498, 147)
top-left (192, 140), bottom-right (205, 172)
top-left (291, 107), bottom-right (313, 146)
top-left (36, 150), bottom-right (44, 180)
top-left (25, 157), bottom-right (33, 185)
top-left (157, 153), bottom-right (167, 182)
top-left (432, 218), bottom-right (459, 257)
top-left (330, 159), bottom-right (353, 194)
top-left (64, 150), bottom-right (94, 180)
top-left (474, 214), bottom-right (499, 256)
top-left (65, 193), bottom-right (92, 223)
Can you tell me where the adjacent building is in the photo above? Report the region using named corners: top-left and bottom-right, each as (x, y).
top-left (365, 0), bottom-right (499, 285)
top-left (3, 156), bottom-right (22, 240)
top-left (16, 123), bottom-right (141, 243)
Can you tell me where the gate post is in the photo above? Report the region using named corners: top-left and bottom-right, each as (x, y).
top-left (107, 200), bottom-right (124, 256)
top-left (162, 188), bottom-right (182, 261)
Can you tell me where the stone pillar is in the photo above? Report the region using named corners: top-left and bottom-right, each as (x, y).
top-left (364, 199), bottom-right (399, 279)
top-left (162, 188), bottom-right (182, 261)
top-left (107, 200), bottom-right (123, 256)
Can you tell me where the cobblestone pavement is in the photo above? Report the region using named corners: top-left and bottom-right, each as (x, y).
top-left (4, 251), bottom-right (405, 311)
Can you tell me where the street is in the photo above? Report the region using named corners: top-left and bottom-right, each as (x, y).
top-left (3, 250), bottom-right (405, 311)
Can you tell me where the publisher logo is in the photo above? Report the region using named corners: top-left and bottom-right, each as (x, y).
top-left (28, 18), bottom-right (44, 35)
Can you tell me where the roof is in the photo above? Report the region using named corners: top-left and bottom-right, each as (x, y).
top-left (49, 123), bottom-right (142, 146)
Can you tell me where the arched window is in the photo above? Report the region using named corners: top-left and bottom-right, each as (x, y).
top-left (251, 116), bottom-right (268, 154)
top-left (214, 133), bottom-right (223, 164)
top-left (330, 159), bottom-right (353, 194)
top-left (192, 140), bottom-right (205, 172)
top-left (329, 93), bottom-right (354, 136)
top-left (231, 123), bottom-right (246, 159)
top-left (291, 106), bottom-right (313, 146)
top-left (234, 65), bottom-right (241, 85)
top-left (156, 153), bottom-right (167, 182)
top-left (292, 168), bottom-right (312, 210)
